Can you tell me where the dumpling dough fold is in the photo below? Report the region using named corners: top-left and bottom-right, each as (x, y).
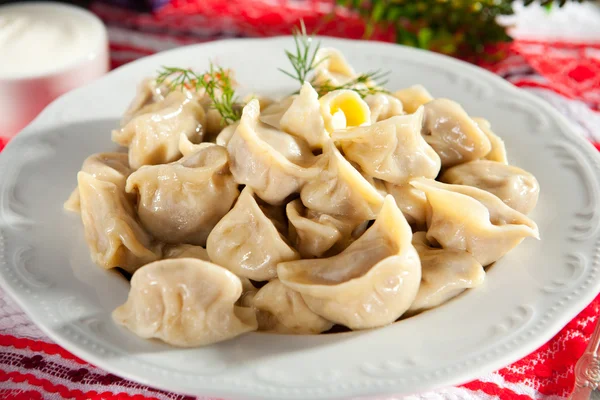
top-left (278, 195), bottom-right (421, 330)
top-left (113, 258), bottom-right (257, 347)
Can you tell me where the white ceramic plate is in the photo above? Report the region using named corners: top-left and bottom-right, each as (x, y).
top-left (0, 37), bottom-right (599, 400)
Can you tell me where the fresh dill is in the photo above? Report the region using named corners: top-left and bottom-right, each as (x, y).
top-left (155, 63), bottom-right (241, 124)
top-left (280, 20), bottom-right (390, 98)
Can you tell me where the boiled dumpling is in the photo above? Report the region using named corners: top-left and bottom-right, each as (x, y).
top-left (319, 90), bottom-right (371, 133)
top-left (332, 106), bottom-right (441, 184)
top-left (215, 122), bottom-right (240, 147)
top-left (121, 78), bottom-right (170, 125)
top-left (393, 85), bottom-right (434, 113)
top-left (113, 258), bottom-right (257, 347)
top-left (440, 160), bottom-right (539, 215)
top-left (409, 232), bottom-right (485, 313)
top-left (64, 152), bottom-right (132, 213)
top-left (227, 99), bottom-right (318, 205)
top-left (126, 143), bottom-right (239, 246)
top-left (278, 195), bottom-right (421, 330)
top-left (300, 140), bottom-right (385, 221)
top-left (77, 171), bottom-right (162, 273)
top-left (260, 96), bottom-right (296, 129)
top-left (279, 82), bottom-right (328, 149)
top-left (384, 182), bottom-right (428, 229)
top-left (410, 178), bottom-right (539, 266)
top-left (163, 244), bottom-right (209, 261)
top-left (312, 48), bottom-right (358, 87)
top-left (422, 99), bottom-right (492, 167)
top-left (207, 187), bottom-right (299, 280)
top-left (286, 199), bottom-right (366, 258)
top-left (473, 117), bottom-right (508, 164)
top-left (251, 280), bottom-right (334, 334)
top-left (364, 93), bottom-right (404, 123)
top-left (112, 90), bottom-right (206, 169)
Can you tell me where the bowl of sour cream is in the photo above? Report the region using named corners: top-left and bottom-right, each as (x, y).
top-left (0, 2), bottom-right (109, 137)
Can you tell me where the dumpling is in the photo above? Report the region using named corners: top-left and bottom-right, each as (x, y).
top-left (260, 96), bottom-right (296, 129)
top-left (215, 122), bottom-right (240, 147)
top-left (112, 90), bottom-right (206, 169)
top-left (422, 99), bottom-right (492, 168)
top-left (227, 99), bottom-right (317, 205)
top-left (251, 280), bottom-right (334, 334)
top-left (121, 78), bottom-right (170, 125)
top-left (286, 199), bottom-right (366, 258)
top-left (364, 93), bottom-right (404, 123)
top-left (207, 187), bottom-right (299, 281)
top-left (126, 143), bottom-right (238, 246)
top-left (319, 90), bottom-right (371, 133)
top-left (312, 48), bottom-right (358, 87)
top-left (163, 244), bottom-right (209, 261)
top-left (279, 82), bottom-right (328, 149)
top-left (113, 258), bottom-right (257, 347)
top-left (473, 117), bottom-right (508, 164)
top-left (410, 178), bottom-right (539, 266)
top-left (278, 195), bottom-right (421, 330)
top-left (64, 152), bottom-right (132, 213)
top-left (77, 171), bottom-right (162, 274)
top-left (300, 140), bottom-right (385, 221)
top-left (393, 85), bottom-right (434, 113)
top-left (440, 160), bottom-right (539, 215)
top-left (384, 182), bottom-right (428, 229)
top-left (332, 106), bottom-right (441, 184)
top-left (409, 232), bottom-right (485, 313)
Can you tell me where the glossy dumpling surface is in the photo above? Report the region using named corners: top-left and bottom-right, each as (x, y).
top-left (252, 280), bottom-right (334, 334)
top-left (422, 99), bottom-right (492, 167)
top-left (411, 178), bottom-right (539, 266)
top-left (384, 182), bottom-right (428, 229)
top-left (126, 143), bottom-right (239, 246)
top-left (163, 244), bottom-right (209, 261)
top-left (364, 93), bottom-right (404, 123)
top-left (279, 82), bottom-right (328, 149)
top-left (113, 258), bottom-right (257, 347)
top-left (77, 171), bottom-right (161, 273)
top-left (300, 140), bottom-right (385, 221)
top-left (332, 106), bottom-right (441, 184)
top-left (278, 195), bottom-right (421, 330)
top-left (112, 91), bottom-right (206, 169)
top-left (409, 232), bottom-right (485, 313)
top-left (473, 117), bottom-right (508, 164)
top-left (393, 85), bottom-right (434, 113)
top-left (227, 99), bottom-right (317, 205)
top-left (440, 160), bottom-right (539, 215)
top-left (207, 187), bottom-right (299, 280)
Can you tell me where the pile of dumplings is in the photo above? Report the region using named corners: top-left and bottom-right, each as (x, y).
top-left (65, 48), bottom-right (540, 347)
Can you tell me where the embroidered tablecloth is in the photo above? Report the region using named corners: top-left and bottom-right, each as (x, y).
top-left (0, 1), bottom-right (599, 399)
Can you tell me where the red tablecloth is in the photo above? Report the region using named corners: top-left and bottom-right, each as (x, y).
top-left (1, 2), bottom-right (600, 399)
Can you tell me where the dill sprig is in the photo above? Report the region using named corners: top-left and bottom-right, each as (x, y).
top-left (155, 63), bottom-right (241, 124)
top-left (278, 20), bottom-right (323, 86)
top-left (315, 70), bottom-right (391, 98)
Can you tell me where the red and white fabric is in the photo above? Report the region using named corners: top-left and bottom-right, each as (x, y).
top-left (0, 1), bottom-right (599, 399)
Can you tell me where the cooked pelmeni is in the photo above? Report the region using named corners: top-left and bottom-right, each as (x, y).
top-left (440, 160), bottom-right (539, 215)
top-left (300, 141), bottom-right (385, 220)
top-left (64, 152), bottom-right (133, 213)
top-left (113, 258), bottom-right (257, 347)
top-left (121, 78), bottom-right (170, 125)
top-left (251, 280), bottom-right (334, 334)
top-left (332, 107), bottom-right (441, 184)
top-left (409, 232), bottom-right (485, 313)
top-left (410, 178), bottom-right (539, 266)
top-left (278, 196), bottom-right (421, 330)
top-left (364, 93), bottom-right (404, 123)
top-left (319, 90), bottom-right (371, 133)
top-left (163, 244), bottom-right (209, 261)
top-left (243, 94), bottom-right (275, 111)
top-left (393, 85), bottom-right (434, 113)
top-left (227, 100), bottom-right (317, 205)
top-left (384, 182), bottom-right (428, 229)
top-left (207, 187), bottom-right (299, 281)
top-left (422, 99), bottom-right (492, 167)
top-left (126, 143), bottom-right (238, 246)
top-left (260, 96), bottom-right (296, 129)
top-left (112, 91), bottom-right (206, 169)
top-left (215, 122), bottom-right (240, 147)
top-left (312, 48), bottom-right (358, 87)
top-left (279, 82), bottom-right (328, 149)
top-left (77, 172), bottom-right (161, 274)
top-left (473, 117), bottom-right (508, 164)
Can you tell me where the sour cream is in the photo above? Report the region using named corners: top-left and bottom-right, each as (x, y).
top-left (0, 2), bottom-right (108, 135)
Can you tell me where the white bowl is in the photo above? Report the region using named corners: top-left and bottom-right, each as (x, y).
top-left (0, 37), bottom-right (598, 400)
top-left (0, 2), bottom-right (108, 137)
